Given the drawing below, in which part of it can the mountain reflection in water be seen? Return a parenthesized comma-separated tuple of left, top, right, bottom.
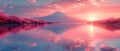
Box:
(0, 24, 120, 51)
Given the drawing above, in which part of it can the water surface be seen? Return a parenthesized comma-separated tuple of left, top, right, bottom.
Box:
(0, 24, 120, 51)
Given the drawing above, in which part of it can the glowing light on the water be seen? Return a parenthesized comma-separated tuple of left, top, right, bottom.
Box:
(87, 13, 96, 37)
(89, 24, 94, 37)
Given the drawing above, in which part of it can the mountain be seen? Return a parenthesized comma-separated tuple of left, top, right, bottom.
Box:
(34, 12, 80, 22)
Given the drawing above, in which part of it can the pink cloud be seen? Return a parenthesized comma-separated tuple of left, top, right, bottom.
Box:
(28, 0, 36, 3)
(61, 6, 120, 20)
(3, 6, 57, 18)
(2, 0, 120, 19)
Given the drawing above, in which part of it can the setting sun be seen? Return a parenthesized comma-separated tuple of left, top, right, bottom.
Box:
(86, 13, 98, 21)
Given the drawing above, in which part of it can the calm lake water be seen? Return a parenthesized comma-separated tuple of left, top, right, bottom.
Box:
(0, 23, 120, 51)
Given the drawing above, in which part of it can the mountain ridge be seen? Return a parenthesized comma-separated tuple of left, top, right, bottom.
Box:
(34, 12, 81, 22)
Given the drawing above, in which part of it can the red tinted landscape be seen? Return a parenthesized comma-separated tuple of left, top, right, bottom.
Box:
(0, 0, 120, 51)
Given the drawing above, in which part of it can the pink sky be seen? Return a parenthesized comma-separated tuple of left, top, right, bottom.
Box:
(0, 0, 120, 21)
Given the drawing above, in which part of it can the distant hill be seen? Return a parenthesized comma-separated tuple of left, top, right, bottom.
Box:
(92, 18, 120, 31)
(34, 12, 81, 22)
(0, 12, 45, 25)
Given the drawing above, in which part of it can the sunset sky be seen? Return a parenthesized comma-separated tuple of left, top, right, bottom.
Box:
(0, 0, 120, 6)
(0, 0, 120, 21)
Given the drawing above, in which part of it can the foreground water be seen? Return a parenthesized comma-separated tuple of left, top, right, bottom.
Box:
(0, 23, 120, 51)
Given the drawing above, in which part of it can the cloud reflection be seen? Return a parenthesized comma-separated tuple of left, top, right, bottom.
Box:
(0, 24, 120, 51)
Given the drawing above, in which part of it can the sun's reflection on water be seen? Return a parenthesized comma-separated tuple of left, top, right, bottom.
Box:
(89, 23, 94, 37)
